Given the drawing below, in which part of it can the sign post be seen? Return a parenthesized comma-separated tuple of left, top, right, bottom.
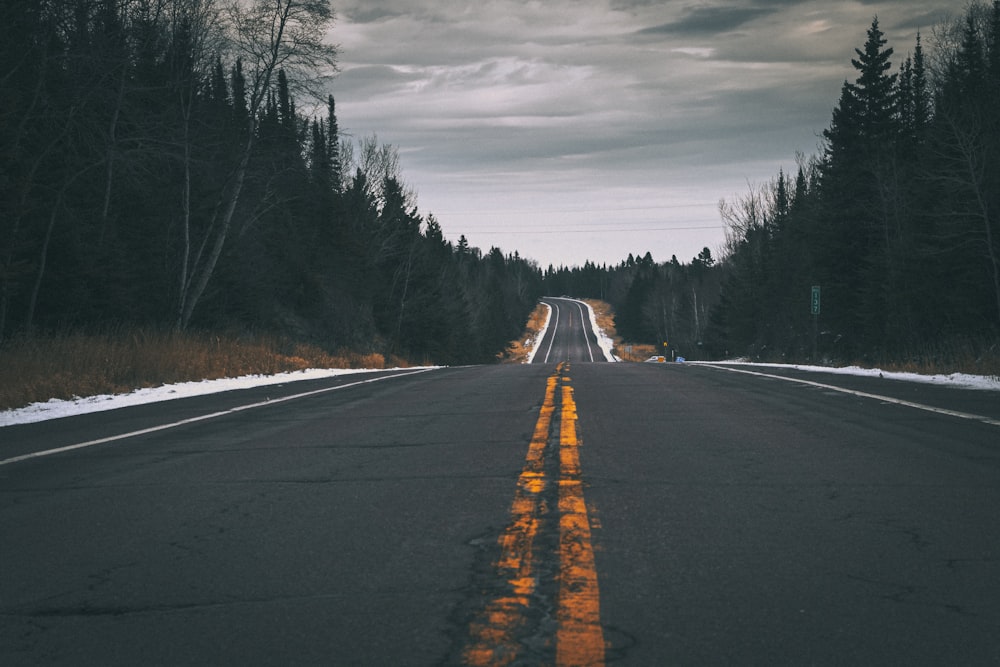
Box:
(810, 286, 821, 359)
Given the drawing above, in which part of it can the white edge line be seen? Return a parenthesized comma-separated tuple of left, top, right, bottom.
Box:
(693, 363, 1000, 428)
(542, 297, 617, 363)
(525, 302, 553, 364)
(543, 301, 560, 364)
(0, 368, 438, 467)
(573, 300, 595, 363)
(578, 299, 617, 362)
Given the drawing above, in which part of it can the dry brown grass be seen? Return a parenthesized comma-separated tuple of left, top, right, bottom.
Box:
(865, 337, 1000, 380)
(502, 298, 663, 363)
(501, 298, 667, 363)
(581, 299, 663, 362)
(582, 299, 615, 340)
(503, 298, 1000, 375)
(0, 330, 402, 411)
(501, 303, 552, 363)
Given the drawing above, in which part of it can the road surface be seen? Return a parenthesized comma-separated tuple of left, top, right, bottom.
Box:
(2, 316, 1000, 665)
(532, 297, 608, 364)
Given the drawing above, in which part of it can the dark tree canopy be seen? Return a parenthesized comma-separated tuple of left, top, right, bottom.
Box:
(0, 0, 541, 364)
(707, 6, 1000, 363)
(3, 3, 998, 371)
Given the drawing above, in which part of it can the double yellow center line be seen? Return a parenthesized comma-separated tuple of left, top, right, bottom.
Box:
(464, 363, 605, 666)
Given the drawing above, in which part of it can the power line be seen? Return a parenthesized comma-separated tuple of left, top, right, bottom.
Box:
(432, 203, 715, 216)
(450, 225, 725, 234)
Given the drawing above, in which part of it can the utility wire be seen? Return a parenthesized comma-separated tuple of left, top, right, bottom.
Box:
(473, 225, 723, 234)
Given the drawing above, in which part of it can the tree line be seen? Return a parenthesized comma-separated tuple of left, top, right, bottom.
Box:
(543, 249, 720, 360)
(0, 0, 541, 364)
(550, 5, 1000, 365)
(710, 5, 1000, 363)
(5, 2, 996, 368)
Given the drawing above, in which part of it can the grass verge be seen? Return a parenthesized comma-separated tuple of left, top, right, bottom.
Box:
(501, 303, 551, 363)
(581, 299, 660, 362)
(0, 330, 406, 412)
(504, 298, 661, 364)
(865, 338, 1000, 380)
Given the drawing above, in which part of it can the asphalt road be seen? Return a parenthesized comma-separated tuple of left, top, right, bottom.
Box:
(2, 315, 1000, 665)
(532, 297, 607, 364)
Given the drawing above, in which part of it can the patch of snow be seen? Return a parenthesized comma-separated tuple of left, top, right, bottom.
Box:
(712, 361, 1000, 391)
(524, 302, 553, 364)
(581, 301, 619, 362)
(0, 368, 397, 428)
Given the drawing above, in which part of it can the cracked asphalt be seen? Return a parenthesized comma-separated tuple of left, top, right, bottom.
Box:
(2, 350, 1000, 664)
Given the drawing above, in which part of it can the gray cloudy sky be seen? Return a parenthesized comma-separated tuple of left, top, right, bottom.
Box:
(327, 1, 953, 268)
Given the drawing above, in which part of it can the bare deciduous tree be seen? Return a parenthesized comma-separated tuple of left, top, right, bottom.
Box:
(930, 108, 1000, 325)
(176, 0, 337, 329)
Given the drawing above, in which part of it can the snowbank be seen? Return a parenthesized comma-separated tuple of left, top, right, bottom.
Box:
(9, 356, 992, 430)
(524, 302, 553, 364)
(0, 368, 392, 428)
(580, 301, 618, 362)
(710, 361, 1000, 391)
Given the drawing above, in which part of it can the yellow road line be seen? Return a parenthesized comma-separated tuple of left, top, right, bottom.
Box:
(556, 376, 606, 667)
(464, 364, 605, 666)
(464, 367, 560, 666)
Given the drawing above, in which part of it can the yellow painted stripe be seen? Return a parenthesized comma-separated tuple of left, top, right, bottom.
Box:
(464, 363, 605, 666)
(556, 377, 606, 667)
(463, 367, 561, 666)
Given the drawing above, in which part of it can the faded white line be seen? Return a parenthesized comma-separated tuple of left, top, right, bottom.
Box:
(543, 301, 561, 364)
(694, 363, 1000, 428)
(544, 298, 598, 363)
(570, 299, 596, 363)
(0, 368, 438, 467)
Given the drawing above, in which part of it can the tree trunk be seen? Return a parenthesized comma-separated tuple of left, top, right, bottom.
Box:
(175, 104, 194, 331)
(178, 135, 253, 330)
(175, 0, 336, 329)
(25, 186, 67, 336)
(99, 65, 127, 248)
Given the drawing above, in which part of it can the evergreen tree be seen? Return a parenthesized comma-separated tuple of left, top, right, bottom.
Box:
(848, 17, 898, 142)
(327, 95, 343, 193)
(708, 5, 1000, 362)
(912, 33, 931, 139)
(928, 2, 1000, 329)
(818, 17, 905, 354)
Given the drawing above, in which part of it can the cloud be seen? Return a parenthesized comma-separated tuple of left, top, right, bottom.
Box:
(326, 0, 954, 267)
(637, 6, 777, 36)
(337, 5, 404, 24)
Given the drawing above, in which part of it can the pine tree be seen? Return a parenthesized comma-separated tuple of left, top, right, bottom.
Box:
(989, 1, 1000, 88)
(912, 33, 931, 139)
(327, 94, 343, 193)
(848, 16, 898, 142)
(934, 3, 1000, 328)
(817, 17, 906, 353)
(231, 59, 248, 124)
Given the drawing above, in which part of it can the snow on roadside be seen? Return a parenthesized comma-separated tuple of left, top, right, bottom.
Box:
(0, 368, 396, 428)
(8, 349, 993, 430)
(580, 300, 618, 362)
(704, 361, 1000, 391)
(524, 302, 553, 364)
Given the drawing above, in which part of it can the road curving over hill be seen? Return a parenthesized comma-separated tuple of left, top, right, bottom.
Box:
(532, 297, 611, 364)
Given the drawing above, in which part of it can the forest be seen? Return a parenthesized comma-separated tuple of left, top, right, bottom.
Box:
(2, 1, 999, 371)
(710, 5, 1000, 365)
(0, 0, 541, 365)
(547, 3, 1000, 368)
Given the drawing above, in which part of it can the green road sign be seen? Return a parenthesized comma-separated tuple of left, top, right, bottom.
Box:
(811, 285, 821, 315)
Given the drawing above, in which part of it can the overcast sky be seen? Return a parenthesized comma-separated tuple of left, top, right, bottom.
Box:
(327, 1, 954, 269)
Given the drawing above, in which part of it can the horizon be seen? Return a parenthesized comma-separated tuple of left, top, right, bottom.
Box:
(330, 0, 953, 268)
